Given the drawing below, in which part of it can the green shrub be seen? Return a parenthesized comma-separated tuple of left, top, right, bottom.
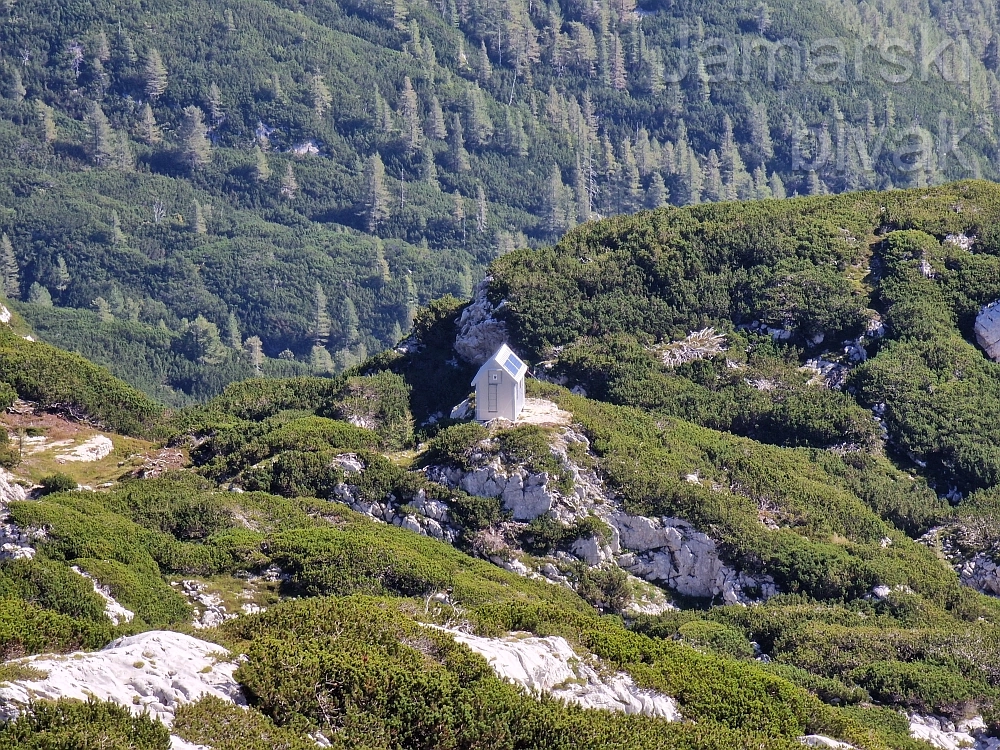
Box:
(677, 621, 755, 659)
(0, 699, 169, 749)
(39, 473, 77, 495)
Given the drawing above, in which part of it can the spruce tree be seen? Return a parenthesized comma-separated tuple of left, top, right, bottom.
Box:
(452, 190, 466, 240)
(478, 40, 492, 82)
(226, 312, 242, 349)
(53, 255, 70, 292)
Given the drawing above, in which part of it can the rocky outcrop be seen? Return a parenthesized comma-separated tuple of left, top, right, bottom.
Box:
(799, 737, 857, 749)
(56, 434, 114, 462)
(958, 553, 1000, 597)
(0, 631, 246, 724)
(438, 627, 679, 719)
(908, 714, 1000, 750)
(333, 482, 459, 544)
(454, 278, 508, 366)
(421, 418, 775, 605)
(0, 468, 41, 561)
(175, 580, 236, 630)
(612, 515, 776, 603)
(976, 301, 1000, 361)
(71, 566, 134, 625)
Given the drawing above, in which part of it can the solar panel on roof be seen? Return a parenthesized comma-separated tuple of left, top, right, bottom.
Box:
(502, 352, 524, 377)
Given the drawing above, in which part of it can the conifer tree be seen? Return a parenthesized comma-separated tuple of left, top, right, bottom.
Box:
(110, 210, 125, 244)
(1, 234, 18, 300)
(341, 296, 361, 344)
(311, 73, 332, 117)
(364, 153, 391, 231)
(313, 283, 331, 346)
(720, 115, 750, 199)
(419, 142, 438, 188)
(53, 255, 71, 292)
(478, 40, 492, 82)
(646, 172, 669, 208)
(207, 83, 224, 124)
(226, 312, 242, 349)
(620, 138, 642, 211)
(34, 100, 56, 144)
(180, 106, 211, 169)
(543, 165, 571, 235)
(10, 69, 25, 103)
(253, 146, 271, 182)
(280, 163, 299, 198)
(703, 150, 723, 201)
(113, 131, 134, 172)
(769, 171, 786, 199)
(93, 297, 114, 323)
(476, 185, 487, 233)
(192, 200, 207, 234)
(310, 345, 335, 374)
(745, 95, 773, 165)
(465, 86, 494, 146)
(244, 336, 264, 374)
(27, 283, 52, 306)
(611, 34, 627, 90)
(144, 48, 168, 99)
(427, 96, 447, 139)
(448, 114, 471, 172)
(138, 103, 161, 145)
(87, 101, 114, 166)
(452, 190, 466, 240)
(400, 77, 423, 153)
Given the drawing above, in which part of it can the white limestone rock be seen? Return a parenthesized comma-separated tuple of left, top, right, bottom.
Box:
(454, 278, 508, 366)
(170, 737, 213, 750)
(0, 631, 245, 724)
(0, 305, 9, 324)
(71, 566, 134, 625)
(959, 553, 1000, 597)
(438, 627, 679, 720)
(799, 736, 858, 749)
(976, 302, 1000, 361)
(908, 713, 1000, 750)
(56, 435, 114, 463)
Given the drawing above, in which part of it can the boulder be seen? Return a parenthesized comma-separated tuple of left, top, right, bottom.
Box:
(976, 302, 1000, 361)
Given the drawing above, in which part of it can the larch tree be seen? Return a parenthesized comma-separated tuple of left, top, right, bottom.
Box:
(703, 150, 723, 201)
(144, 48, 168, 99)
(420, 142, 438, 188)
(313, 283, 331, 346)
(448, 114, 471, 172)
(476, 185, 487, 233)
(452, 190, 466, 240)
(244, 336, 264, 374)
(36, 100, 56, 143)
(399, 77, 423, 153)
(610, 34, 627, 91)
(769, 171, 786, 199)
(27, 283, 52, 306)
(53, 255, 71, 292)
(10, 70, 25, 103)
(543, 165, 572, 235)
(207, 83, 224, 124)
(311, 73, 332, 118)
(253, 146, 271, 182)
(364, 153, 391, 231)
(138, 103, 161, 145)
(226, 312, 242, 349)
(280, 163, 298, 198)
(1, 234, 18, 300)
(477, 40, 492, 82)
(427, 96, 447, 139)
(87, 101, 114, 165)
(646, 172, 669, 208)
(180, 106, 211, 169)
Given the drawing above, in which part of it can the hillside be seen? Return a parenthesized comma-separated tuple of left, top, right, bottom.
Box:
(8, 183, 1000, 748)
(2, 0, 999, 402)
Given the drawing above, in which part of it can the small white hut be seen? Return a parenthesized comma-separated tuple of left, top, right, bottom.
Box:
(472, 344, 527, 422)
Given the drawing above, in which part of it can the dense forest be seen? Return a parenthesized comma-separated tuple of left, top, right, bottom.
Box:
(0, 0, 998, 401)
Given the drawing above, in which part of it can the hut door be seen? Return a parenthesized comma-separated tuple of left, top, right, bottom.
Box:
(487, 370, 501, 412)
